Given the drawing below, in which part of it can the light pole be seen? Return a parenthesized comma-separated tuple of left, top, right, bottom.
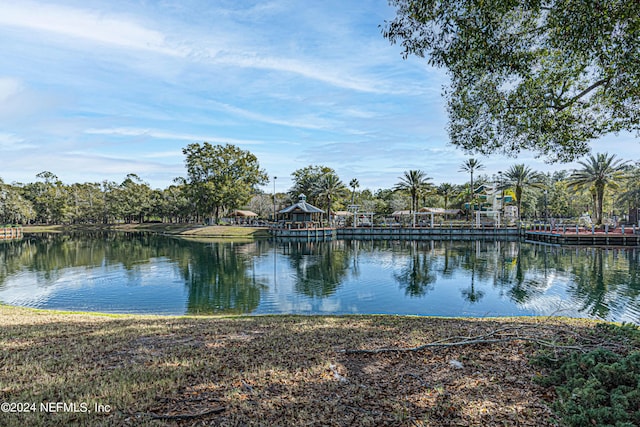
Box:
(272, 176, 277, 222)
(498, 171, 504, 226)
(544, 190, 548, 224)
(611, 194, 615, 221)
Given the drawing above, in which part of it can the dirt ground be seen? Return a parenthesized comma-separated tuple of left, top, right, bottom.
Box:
(0, 307, 614, 426)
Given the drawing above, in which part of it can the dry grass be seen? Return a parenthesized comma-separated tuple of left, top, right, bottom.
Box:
(0, 305, 607, 426)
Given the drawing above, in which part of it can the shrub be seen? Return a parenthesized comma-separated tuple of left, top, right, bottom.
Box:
(533, 323, 640, 427)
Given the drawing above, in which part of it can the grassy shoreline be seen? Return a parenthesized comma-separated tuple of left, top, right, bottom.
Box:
(22, 223, 271, 239)
(1, 304, 629, 426)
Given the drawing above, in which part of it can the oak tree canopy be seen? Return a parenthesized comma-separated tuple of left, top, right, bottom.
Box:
(383, 0, 640, 162)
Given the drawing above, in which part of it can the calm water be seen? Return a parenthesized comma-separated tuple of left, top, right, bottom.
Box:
(1, 233, 639, 323)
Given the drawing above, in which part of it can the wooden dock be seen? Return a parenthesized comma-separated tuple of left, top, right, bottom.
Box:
(0, 226, 23, 241)
(269, 226, 522, 241)
(269, 226, 336, 240)
(269, 221, 640, 246)
(525, 225, 640, 247)
(337, 226, 519, 239)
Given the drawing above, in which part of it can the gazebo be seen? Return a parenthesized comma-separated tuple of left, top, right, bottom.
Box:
(278, 194, 324, 228)
(230, 210, 258, 225)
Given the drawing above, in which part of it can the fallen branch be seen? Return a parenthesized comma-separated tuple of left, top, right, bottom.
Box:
(340, 326, 589, 355)
(341, 337, 513, 354)
(155, 395, 223, 404)
(133, 406, 225, 420)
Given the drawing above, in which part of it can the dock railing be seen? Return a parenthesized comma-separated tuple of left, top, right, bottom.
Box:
(526, 221, 639, 235)
(0, 225, 23, 240)
(524, 221, 640, 246)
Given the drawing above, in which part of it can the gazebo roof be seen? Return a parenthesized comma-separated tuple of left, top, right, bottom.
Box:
(279, 194, 324, 214)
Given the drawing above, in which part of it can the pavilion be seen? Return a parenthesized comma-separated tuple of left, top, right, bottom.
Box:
(278, 194, 324, 228)
(230, 210, 258, 225)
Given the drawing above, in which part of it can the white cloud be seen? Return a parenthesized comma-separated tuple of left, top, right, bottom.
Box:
(84, 127, 264, 145)
(0, 1, 184, 56)
(0, 77, 23, 102)
(0, 2, 422, 96)
(217, 52, 400, 94)
(0, 132, 36, 150)
(142, 150, 184, 159)
(209, 101, 337, 130)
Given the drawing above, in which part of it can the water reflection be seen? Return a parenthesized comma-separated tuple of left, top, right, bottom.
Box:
(0, 233, 268, 315)
(282, 241, 350, 297)
(393, 241, 437, 297)
(1, 234, 639, 323)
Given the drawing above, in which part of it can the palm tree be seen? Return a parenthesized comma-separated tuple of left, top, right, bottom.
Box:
(437, 183, 458, 219)
(459, 158, 484, 217)
(437, 183, 457, 210)
(567, 153, 628, 225)
(394, 170, 432, 226)
(349, 178, 360, 205)
(315, 173, 348, 224)
(503, 164, 545, 221)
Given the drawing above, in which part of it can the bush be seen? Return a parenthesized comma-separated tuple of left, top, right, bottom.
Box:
(533, 323, 640, 427)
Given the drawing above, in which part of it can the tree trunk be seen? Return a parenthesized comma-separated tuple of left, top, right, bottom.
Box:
(596, 186, 604, 225)
(516, 186, 522, 221)
(469, 173, 474, 221)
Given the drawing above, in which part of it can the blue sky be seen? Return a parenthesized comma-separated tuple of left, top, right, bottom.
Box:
(1, 0, 638, 193)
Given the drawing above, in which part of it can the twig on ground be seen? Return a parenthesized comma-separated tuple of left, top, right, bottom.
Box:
(133, 407, 226, 420)
(340, 325, 591, 355)
(155, 396, 223, 404)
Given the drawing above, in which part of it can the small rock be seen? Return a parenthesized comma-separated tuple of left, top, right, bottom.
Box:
(449, 359, 464, 369)
(329, 363, 349, 383)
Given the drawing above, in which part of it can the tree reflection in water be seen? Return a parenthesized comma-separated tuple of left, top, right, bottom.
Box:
(1, 234, 639, 322)
(0, 233, 268, 315)
(393, 241, 437, 297)
(184, 241, 268, 314)
(282, 240, 350, 298)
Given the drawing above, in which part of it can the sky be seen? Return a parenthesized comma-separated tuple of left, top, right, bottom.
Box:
(1, 0, 638, 193)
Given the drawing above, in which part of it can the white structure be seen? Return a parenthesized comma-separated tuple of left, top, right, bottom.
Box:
(476, 184, 518, 225)
(475, 210, 501, 228)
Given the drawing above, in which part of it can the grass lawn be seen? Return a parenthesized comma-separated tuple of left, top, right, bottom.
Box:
(22, 223, 271, 239)
(1, 305, 629, 426)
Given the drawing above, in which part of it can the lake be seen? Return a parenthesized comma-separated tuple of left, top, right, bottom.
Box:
(1, 233, 639, 323)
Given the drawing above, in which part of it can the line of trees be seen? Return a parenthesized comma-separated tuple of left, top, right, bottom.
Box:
(1, 145, 638, 226)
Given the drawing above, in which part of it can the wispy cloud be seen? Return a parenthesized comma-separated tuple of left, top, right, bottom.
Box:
(0, 132, 36, 150)
(0, 1, 184, 56)
(209, 101, 337, 130)
(0, 2, 418, 95)
(84, 127, 264, 145)
(0, 77, 22, 102)
(142, 150, 184, 159)
(216, 53, 397, 94)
